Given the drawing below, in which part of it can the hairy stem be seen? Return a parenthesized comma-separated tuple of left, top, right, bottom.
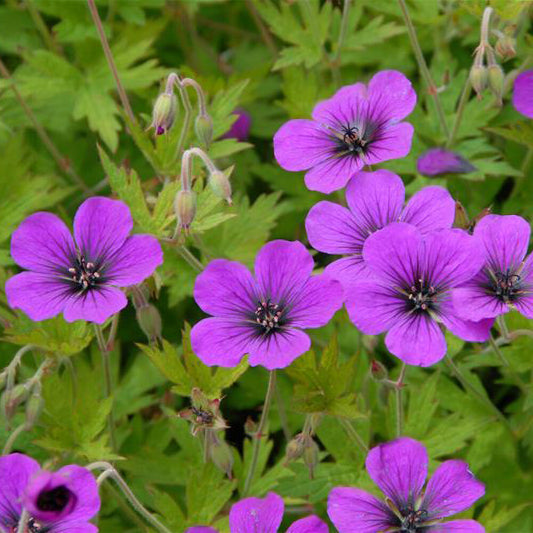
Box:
(177, 245, 204, 272)
(243, 370, 276, 495)
(332, 0, 352, 86)
(17, 509, 29, 533)
(174, 77, 194, 159)
(274, 377, 291, 441)
(447, 78, 471, 147)
(339, 418, 368, 453)
(394, 363, 407, 437)
(3, 424, 27, 455)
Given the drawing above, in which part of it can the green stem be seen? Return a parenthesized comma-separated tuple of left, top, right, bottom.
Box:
(3, 424, 27, 455)
(25, 0, 62, 55)
(243, 370, 276, 496)
(274, 377, 291, 441)
(397, 0, 449, 138)
(94, 324, 117, 451)
(508, 329, 533, 341)
(447, 78, 471, 147)
(177, 245, 204, 272)
(395, 363, 407, 437)
(332, 0, 352, 86)
(489, 334, 527, 394)
(339, 418, 368, 453)
(174, 79, 194, 160)
(17, 510, 29, 533)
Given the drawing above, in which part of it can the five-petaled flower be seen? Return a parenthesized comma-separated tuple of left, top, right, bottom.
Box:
(328, 437, 485, 533)
(453, 214, 533, 321)
(5, 197, 163, 324)
(191, 240, 343, 369)
(345, 223, 492, 366)
(0, 453, 100, 533)
(273, 70, 416, 193)
(305, 169, 455, 287)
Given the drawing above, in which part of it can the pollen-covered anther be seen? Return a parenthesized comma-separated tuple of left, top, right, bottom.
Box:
(255, 300, 283, 332)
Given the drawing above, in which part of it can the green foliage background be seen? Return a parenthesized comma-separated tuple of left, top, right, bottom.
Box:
(0, 0, 532, 531)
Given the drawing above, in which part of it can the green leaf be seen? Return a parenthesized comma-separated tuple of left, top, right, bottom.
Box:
(485, 121, 533, 148)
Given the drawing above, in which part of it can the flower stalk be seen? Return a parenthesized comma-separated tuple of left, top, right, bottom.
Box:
(394, 363, 407, 438)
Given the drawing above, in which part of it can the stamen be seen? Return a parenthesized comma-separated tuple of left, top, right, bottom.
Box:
(254, 299, 284, 332)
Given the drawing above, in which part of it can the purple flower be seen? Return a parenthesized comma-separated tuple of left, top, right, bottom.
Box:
(273, 70, 416, 193)
(191, 240, 343, 369)
(328, 437, 485, 533)
(305, 169, 455, 287)
(345, 223, 493, 366)
(229, 492, 327, 533)
(185, 528, 218, 533)
(417, 148, 476, 177)
(452, 214, 533, 321)
(0, 453, 100, 533)
(222, 108, 252, 142)
(5, 197, 163, 324)
(512, 70, 533, 119)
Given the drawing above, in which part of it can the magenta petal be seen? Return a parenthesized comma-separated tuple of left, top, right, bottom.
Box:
(273, 119, 335, 171)
(287, 515, 329, 533)
(304, 155, 362, 194)
(366, 437, 428, 508)
(312, 83, 367, 124)
(432, 514, 485, 532)
(248, 328, 311, 370)
(474, 214, 530, 273)
(512, 70, 533, 119)
(50, 523, 98, 533)
(191, 318, 252, 367)
(185, 528, 218, 533)
(368, 70, 417, 121)
(229, 492, 284, 533)
(10, 212, 75, 274)
(365, 122, 414, 166)
(346, 170, 404, 229)
(400, 186, 455, 233)
(325, 256, 372, 287)
(417, 148, 476, 177)
(0, 453, 40, 524)
(74, 197, 133, 262)
(104, 235, 163, 286)
(6, 272, 72, 321)
(385, 314, 447, 366)
(452, 283, 508, 321)
(327, 487, 396, 533)
(306, 202, 362, 254)
(62, 286, 127, 324)
(441, 313, 494, 343)
(255, 240, 313, 303)
(423, 460, 485, 519)
(290, 274, 343, 328)
(54, 465, 100, 521)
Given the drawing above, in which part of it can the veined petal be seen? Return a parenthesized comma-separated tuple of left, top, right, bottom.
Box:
(324, 256, 372, 288)
(229, 492, 284, 533)
(48, 522, 98, 533)
(304, 154, 363, 194)
(367, 70, 417, 121)
(512, 70, 533, 119)
(452, 282, 509, 321)
(365, 437, 428, 509)
(428, 520, 485, 532)
(286, 515, 328, 533)
(312, 83, 367, 125)
(62, 286, 127, 324)
(364, 122, 414, 166)
(400, 186, 455, 233)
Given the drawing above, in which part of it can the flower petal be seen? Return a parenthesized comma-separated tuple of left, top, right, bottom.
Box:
(325, 256, 371, 288)
(305, 201, 362, 254)
(287, 515, 329, 533)
(400, 186, 455, 234)
(429, 520, 485, 532)
(474, 214, 530, 274)
(289, 274, 343, 328)
(0, 454, 40, 526)
(512, 70, 533, 119)
(273, 119, 335, 172)
(229, 492, 284, 533)
(6, 272, 72, 322)
(327, 487, 396, 533)
(417, 148, 476, 177)
(254, 240, 313, 304)
(304, 154, 362, 194)
(10, 212, 75, 274)
(62, 286, 127, 324)
(441, 312, 494, 343)
(366, 437, 428, 509)
(385, 313, 447, 366)
(311, 83, 367, 125)
(452, 282, 508, 321)
(191, 317, 252, 368)
(368, 70, 417, 121)
(104, 235, 163, 286)
(248, 328, 311, 370)
(365, 122, 415, 166)
(185, 528, 218, 533)
(346, 170, 405, 231)
(73, 197, 133, 263)
(423, 460, 485, 519)
(54, 465, 100, 521)
(50, 522, 98, 533)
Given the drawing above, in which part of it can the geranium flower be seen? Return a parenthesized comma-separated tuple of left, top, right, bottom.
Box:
(512, 70, 533, 119)
(328, 437, 485, 533)
(345, 223, 492, 366)
(273, 70, 416, 193)
(453, 214, 533, 321)
(417, 148, 476, 177)
(5, 197, 163, 324)
(305, 169, 455, 286)
(0, 453, 100, 532)
(223, 108, 252, 142)
(229, 492, 328, 533)
(191, 240, 343, 369)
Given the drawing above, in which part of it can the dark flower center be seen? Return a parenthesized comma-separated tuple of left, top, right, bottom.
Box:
(68, 256, 101, 290)
(254, 299, 284, 332)
(36, 485, 72, 512)
(341, 125, 368, 154)
(490, 269, 521, 303)
(407, 279, 437, 313)
(191, 406, 214, 425)
(400, 508, 428, 532)
(9, 518, 44, 533)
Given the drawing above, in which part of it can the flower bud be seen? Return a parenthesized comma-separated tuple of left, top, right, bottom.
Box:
(303, 438, 320, 479)
(0, 372, 6, 392)
(469, 65, 488, 97)
(136, 304, 162, 343)
(150, 92, 177, 135)
(25, 390, 43, 429)
(208, 435, 234, 478)
(495, 35, 516, 60)
(370, 360, 388, 382)
(2, 384, 28, 422)
(488, 64, 505, 103)
(174, 189, 197, 230)
(194, 113, 213, 148)
(209, 166, 233, 205)
(285, 433, 306, 463)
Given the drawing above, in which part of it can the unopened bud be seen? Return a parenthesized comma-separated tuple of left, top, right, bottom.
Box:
(2, 384, 28, 422)
(285, 433, 306, 462)
(25, 391, 43, 429)
(244, 416, 258, 437)
(303, 438, 320, 479)
(488, 64, 505, 103)
(209, 166, 233, 205)
(208, 436, 234, 478)
(136, 304, 162, 343)
(469, 65, 488, 96)
(495, 35, 516, 60)
(0, 372, 6, 392)
(370, 360, 388, 382)
(194, 113, 213, 147)
(174, 189, 197, 230)
(150, 92, 177, 135)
